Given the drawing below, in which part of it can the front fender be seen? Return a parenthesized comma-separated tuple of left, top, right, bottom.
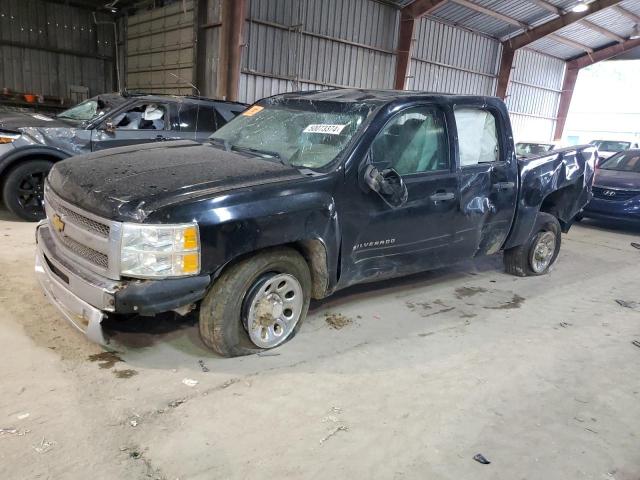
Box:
(0, 145, 71, 177)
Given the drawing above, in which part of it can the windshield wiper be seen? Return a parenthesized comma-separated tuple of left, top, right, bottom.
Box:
(230, 144, 281, 159)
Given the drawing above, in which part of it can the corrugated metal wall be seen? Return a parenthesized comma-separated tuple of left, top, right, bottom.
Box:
(126, 1, 196, 94)
(0, 0, 114, 100)
(505, 49, 566, 142)
(407, 17, 500, 95)
(239, 0, 399, 103)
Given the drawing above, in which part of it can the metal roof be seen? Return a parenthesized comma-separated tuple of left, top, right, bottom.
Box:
(401, 0, 640, 60)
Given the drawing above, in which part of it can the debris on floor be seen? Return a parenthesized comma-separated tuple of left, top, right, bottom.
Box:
(319, 425, 348, 445)
(182, 378, 199, 387)
(16, 413, 30, 420)
(324, 313, 352, 330)
(33, 437, 55, 454)
(87, 351, 123, 369)
(1, 427, 30, 437)
(198, 360, 210, 372)
(615, 299, 639, 310)
(168, 399, 185, 409)
(631, 242, 640, 250)
(632, 340, 640, 349)
(473, 453, 491, 465)
(559, 322, 572, 328)
(113, 369, 138, 379)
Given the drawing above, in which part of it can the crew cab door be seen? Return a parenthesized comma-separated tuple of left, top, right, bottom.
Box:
(91, 101, 175, 151)
(452, 106, 518, 257)
(341, 105, 459, 284)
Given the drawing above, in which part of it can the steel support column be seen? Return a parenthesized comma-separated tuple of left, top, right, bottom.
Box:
(217, 0, 246, 101)
(496, 46, 515, 99)
(393, 0, 447, 90)
(394, 11, 415, 90)
(553, 68, 578, 141)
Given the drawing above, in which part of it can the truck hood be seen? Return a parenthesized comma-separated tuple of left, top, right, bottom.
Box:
(0, 111, 73, 130)
(48, 140, 304, 221)
(594, 168, 640, 190)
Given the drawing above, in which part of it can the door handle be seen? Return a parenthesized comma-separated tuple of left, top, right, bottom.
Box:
(429, 191, 455, 202)
(492, 181, 515, 191)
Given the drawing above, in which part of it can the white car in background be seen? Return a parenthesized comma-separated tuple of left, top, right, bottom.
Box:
(590, 139, 640, 164)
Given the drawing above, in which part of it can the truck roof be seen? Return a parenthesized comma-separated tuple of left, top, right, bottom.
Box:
(268, 88, 499, 107)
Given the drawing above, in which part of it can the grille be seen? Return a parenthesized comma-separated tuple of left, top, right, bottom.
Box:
(57, 234, 109, 269)
(47, 195, 110, 238)
(592, 186, 640, 202)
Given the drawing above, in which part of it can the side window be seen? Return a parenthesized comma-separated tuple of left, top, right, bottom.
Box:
(454, 108, 500, 166)
(196, 106, 217, 132)
(371, 107, 449, 176)
(111, 103, 167, 131)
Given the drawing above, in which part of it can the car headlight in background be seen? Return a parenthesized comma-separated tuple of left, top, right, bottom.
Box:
(120, 223, 200, 278)
(0, 132, 21, 144)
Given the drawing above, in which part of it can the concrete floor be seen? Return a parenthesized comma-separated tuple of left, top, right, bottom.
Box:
(1, 207, 639, 480)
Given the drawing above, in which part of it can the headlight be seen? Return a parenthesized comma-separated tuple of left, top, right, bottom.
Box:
(0, 132, 21, 144)
(120, 223, 200, 278)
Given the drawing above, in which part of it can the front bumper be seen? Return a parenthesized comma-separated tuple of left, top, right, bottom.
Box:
(35, 223, 211, 344)
(583, 198, 640, 223)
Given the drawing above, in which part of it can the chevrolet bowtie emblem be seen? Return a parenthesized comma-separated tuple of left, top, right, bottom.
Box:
(51, 213, 65, 233)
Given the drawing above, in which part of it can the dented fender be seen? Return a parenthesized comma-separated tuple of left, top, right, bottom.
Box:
(503, 145, 596, 249)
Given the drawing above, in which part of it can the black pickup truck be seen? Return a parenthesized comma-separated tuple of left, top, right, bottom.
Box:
(35, 89, 595, 356)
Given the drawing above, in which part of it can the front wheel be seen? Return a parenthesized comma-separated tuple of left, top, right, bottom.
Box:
(504, 212, 561, 277)
(199, 247, 311, 357)
(2, 159, 53, 221)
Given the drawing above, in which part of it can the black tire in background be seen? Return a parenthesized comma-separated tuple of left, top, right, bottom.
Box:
(503, 212, 562, 277)
(199, 247, 312, 357)
(2, 159, 53, 221)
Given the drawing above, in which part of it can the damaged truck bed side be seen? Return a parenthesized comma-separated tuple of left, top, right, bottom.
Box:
(35, 89, 595, 357)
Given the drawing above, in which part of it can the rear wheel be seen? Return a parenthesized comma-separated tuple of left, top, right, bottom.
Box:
(504, 212, 561, 277)
(2, 159, 53, 221)
(199, 247, 311, 357)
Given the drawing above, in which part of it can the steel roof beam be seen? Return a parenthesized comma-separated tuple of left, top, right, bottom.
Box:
(504, 0, 623, 50)
(613, 5, 640, 24)
(450, 0, 529, 28)
(568, 36, 640, 68)
(404, 0, 448, 18)
(580, 19, 625, 42)
(548, 33, 594, 53)
(528, 0, 562, 16)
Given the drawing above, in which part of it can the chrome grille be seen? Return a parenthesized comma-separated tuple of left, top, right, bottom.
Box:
(592, 186, 640, 201)
(57, 235, 109, 269)
(43, 185, 122, 280)
(47, 194, 110, 238)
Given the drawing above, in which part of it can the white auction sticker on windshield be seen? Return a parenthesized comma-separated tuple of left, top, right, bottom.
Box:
(303, 124, 347, 135)
(31, 114, 53, 121)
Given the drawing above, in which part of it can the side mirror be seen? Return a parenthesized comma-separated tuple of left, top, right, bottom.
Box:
(364, 164, 408, 208)
(104, 122, 116, 134)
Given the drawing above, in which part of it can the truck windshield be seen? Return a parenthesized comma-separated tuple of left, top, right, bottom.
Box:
(210, 102, 370, 169)
(599, 151, 640, 172)
(516, 143, 554, 155)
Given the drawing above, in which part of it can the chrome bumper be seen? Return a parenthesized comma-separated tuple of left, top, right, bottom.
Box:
(35, 223, 122, 345)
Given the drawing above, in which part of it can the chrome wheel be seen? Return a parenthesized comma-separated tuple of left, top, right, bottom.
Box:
(530, 231, 556, 273)
(244, 273, 304, 349)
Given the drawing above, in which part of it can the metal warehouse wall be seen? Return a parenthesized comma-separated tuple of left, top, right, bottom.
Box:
(0, 0, 114, 101)
(505, 49, 566, 142)
(407, 18, 500, 95)
(126, 1, 196, 94)
(238, 0, 399, 104)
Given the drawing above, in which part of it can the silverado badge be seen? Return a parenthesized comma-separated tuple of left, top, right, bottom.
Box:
(52, 214, 65, 233)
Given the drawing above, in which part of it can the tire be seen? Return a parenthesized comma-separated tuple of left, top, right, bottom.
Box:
(199, 247, 312, 357)
(504, 212, 562, 277)
(2, 159, 53, 221)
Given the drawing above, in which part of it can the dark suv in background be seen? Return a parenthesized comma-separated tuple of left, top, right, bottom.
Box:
(0, 93, 246, 220)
